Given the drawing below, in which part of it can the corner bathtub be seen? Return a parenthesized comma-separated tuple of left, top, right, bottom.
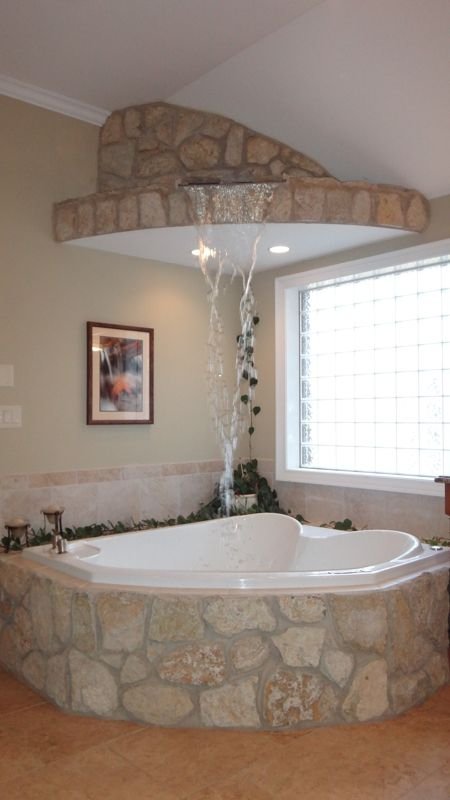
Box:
(22, 512, 449, 591)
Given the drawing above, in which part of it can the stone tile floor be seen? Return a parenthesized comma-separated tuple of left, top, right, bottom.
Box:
(0, 664, 448, 799)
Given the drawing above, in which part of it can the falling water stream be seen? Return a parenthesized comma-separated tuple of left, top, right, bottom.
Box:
(184, 183, 274, 515)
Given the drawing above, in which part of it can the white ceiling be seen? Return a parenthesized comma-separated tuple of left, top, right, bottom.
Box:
(0, 0, 323, 108)
(1, 0, 449, 269)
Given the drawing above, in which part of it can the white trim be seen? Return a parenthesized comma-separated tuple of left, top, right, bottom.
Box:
(275, 238, 450, 497)
(0, 74, 109, 126)
(277, 237, 450, 293)
(276, 467, 444, 497)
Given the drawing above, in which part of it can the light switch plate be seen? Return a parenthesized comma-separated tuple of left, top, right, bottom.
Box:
(0, 405, 22, 427)
(0, 365, 14, 387)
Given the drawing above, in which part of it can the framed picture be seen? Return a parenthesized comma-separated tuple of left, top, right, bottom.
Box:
(87, 322, 154, 425)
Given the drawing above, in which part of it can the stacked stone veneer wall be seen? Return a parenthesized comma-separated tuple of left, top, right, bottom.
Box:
(0, 557, 448, 730)
(53, 102, 430, 242)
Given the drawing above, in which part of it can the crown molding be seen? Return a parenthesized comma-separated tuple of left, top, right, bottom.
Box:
(0, 74, 109, 126)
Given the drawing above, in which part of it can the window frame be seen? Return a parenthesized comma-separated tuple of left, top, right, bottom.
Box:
(275, 238, 450, 497)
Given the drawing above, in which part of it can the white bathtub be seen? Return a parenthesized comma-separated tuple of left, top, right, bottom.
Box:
(22, 513, 450, 591)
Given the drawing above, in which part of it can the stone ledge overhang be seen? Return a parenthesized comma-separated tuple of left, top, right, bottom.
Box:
(53, 175, 429, 243)
(53, 100, 430, 243)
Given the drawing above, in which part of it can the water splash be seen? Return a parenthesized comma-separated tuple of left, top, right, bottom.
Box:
(185, 183, 273, 515)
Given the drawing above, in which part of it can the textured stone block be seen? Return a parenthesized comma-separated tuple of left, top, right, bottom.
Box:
(46, 652, 68, 707)
(51, 583, 72, 644)
(406, 195, 429, 231)
(97, 592, 147, 652)
(118, 195, 139, 230)
(263, 668, 325, 727)
(266, 184, 292, 221)
(294, 186, 325, 221)
(321, 648, 354, 687)
(12, 606, 33, 657)
(54, 205, 77, 241)
(122, 681, 193, 725)
(281, 147, 328, 176)
(101, 112, 124, 145)
(72, 593, 96, 654)
(149, 597, 204, 641)
(352, 190, 372, 224)
(203, 597, 276, 636)
(376, 193, 404, 227)
(30, 578, 55, 653)
(22, 651, 46, 691)
(201, 115, 231, 139)
(278, 595, 326, 623)
(0, 562, 31, 602)
(99, 143, 135, 179)
(124, 108, 142, 139)
(200, 677, 260, 728)
(77, 202, 95, 237)
(158, 643, 225, 686)
(136, 151, 179, 179)
(272, 627, 326, 667)
(225, 125, 244, 167)
(326, 188, 352, 223)
(139, 191, 167, 228)
(247, 136, 279, 165)
(95, 198, 117, 234)
(0, 626, 20, 670)
(342, 660, 388, 721)
(387, 590, 416, 671)
(168, 192, 191, 226)
(425, 651, 450, 688)
(120, 654, 149, 684)
(179, 135, 221, 169)
(390, 671, 429, 714)
(230, 635, 270, 671)
(70, 649, 118, 715)
(174, 110, 205, 146)
(329, 594, 387, 654)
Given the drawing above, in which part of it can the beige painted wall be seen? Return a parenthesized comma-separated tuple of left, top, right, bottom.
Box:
(0, 95, 240, 474)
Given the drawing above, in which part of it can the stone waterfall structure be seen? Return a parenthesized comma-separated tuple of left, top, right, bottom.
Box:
(53, 101, 429, 241)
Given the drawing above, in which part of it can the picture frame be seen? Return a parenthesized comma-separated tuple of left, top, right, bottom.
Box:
(87, 322, 154, 425)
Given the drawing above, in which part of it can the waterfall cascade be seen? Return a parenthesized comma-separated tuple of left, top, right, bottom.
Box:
(185, 184, 274, 514)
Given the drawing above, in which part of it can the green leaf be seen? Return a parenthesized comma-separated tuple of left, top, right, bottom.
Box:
(253, 315, 260, 325)
(253, 406, 261, 415)
(240, 394, 249, 404)
(248, 426, 255, 435)
(249, 377, 258, 387)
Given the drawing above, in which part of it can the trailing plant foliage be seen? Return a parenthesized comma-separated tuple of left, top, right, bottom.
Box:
(238, 314, 261, 459)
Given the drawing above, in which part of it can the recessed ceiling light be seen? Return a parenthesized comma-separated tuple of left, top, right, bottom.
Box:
(269, 245, 290, 254)
(192, 246, 217, 258)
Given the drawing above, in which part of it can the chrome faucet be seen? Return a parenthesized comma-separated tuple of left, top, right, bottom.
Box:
(54, 534, 67, 554)
(41, 506, 67, 554)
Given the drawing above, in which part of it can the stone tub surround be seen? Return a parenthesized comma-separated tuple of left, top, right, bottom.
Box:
(0, 459, 223, 533)
(53, 101, 429, 242)
(0, 556, 448, 731)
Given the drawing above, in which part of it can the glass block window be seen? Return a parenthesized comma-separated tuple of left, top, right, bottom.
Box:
(299, 254, 450, 478)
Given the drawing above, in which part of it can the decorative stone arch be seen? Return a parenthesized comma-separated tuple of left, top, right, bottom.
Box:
(53, 102, 429, 242)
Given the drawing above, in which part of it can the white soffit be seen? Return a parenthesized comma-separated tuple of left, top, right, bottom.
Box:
(68, 224, 411, 270)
